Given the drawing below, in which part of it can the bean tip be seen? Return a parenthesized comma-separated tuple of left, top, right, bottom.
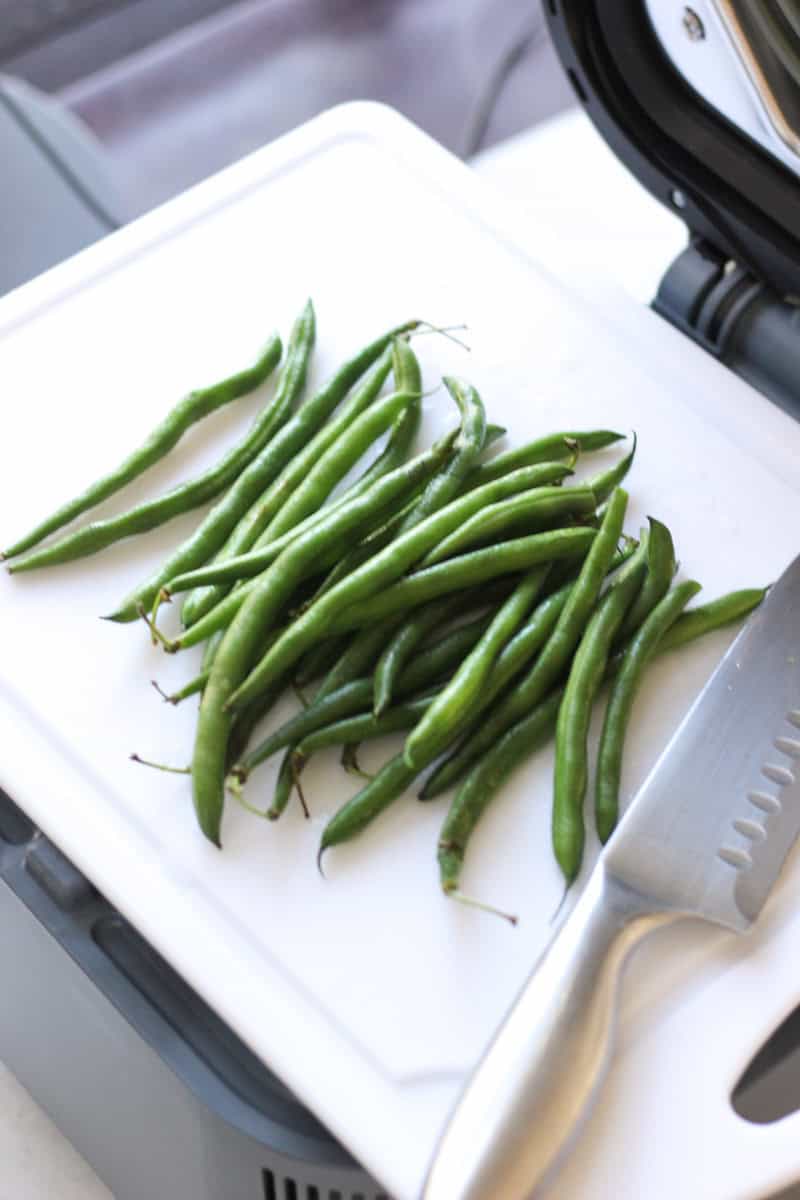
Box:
(316, 845, 328, 878)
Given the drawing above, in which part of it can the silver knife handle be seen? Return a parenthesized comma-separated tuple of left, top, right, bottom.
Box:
(423, 866, 677, 1200)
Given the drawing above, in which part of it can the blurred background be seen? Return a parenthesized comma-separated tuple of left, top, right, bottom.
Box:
(0, 0, 575, 291)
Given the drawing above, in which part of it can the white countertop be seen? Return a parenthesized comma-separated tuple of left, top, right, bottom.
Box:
(0, 108, 690, 1200)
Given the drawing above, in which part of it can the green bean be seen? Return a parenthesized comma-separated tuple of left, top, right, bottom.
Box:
(595, 580, 701, 843)
(391, 336, 423, 396)
(404, 565, 550, 770)
(295, 694, 434, 757)
(169, 421, 451, 651)
(190, 410, 448, 843)
(267, 749, 302, 821)
(232, 613, 494, 782)
(420, 482, 593, 566)
(585, 435, 636, 505)
(619, 517, 676, 638)
(226, 463, 578, 710)
(152, 668, 209, 705)
(437, 576, 760, 892)
(179, 345, 394, 624)
(420, 490, 629, 797)
(465, 430, 623, 490)
(225, 674, 288, 770)
(3, 334, 284, 561)
(483, 424, 507, 449)
(326, 527, 596, 635)
(552, 546, 645, 882)
(438, 690, 563, 897)
(8, 334, 287, 575)
(294, 638, 351, 688)
(373, 595, 456, 716)
(319, 753, 416, 856)
(656, 587, 767, 653)
(315, 621, 400, 702)
(257, 388, 418, 547)
(389, 376, 487, 537)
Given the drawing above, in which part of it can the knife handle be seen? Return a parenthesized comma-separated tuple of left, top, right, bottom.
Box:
(422, 866, 677, 1200)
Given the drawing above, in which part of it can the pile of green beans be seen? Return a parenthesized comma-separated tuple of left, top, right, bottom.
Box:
(6, 302, 767, 919)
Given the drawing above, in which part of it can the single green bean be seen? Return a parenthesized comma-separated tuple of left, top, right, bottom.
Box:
(404, 565, 550, 770)
(438, 690, 563, 896)
(3, 334, 284, 561)
(595, 580, 701, 843)
(227, 463, 579, 710)
(466, 430, 623, 490)
(267, 749, 299, 821)
(420, 482, 592, 566)
(319, 753, 416, 855)
(585, 435, 636, 505)
(657, 587, 767, 653)
(295, 694, 433, 757)
(552, 547, 645, 882)
(619, 517, 676, 637)
(326, 527, 596, 634)
(315, 621, 400, 702)
(8, 334, 286, 575)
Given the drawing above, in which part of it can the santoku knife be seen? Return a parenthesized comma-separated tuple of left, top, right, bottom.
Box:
(423, 551, 800, 1200)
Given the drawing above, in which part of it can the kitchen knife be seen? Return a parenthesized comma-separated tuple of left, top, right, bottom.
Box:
(423, 552, 800, 1200)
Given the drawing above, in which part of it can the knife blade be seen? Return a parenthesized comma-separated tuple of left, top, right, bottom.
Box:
(422, 552, 800, 1200)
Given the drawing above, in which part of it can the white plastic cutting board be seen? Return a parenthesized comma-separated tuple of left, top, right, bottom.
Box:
(1, 103, 800, 1200)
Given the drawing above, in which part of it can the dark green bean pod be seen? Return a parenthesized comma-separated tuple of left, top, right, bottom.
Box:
(293, 638, 352, 688)
(552, 549, 646, 882)
(585, 435, 636, 506)
(267, 750, 300, 821)
(295, 693, 434, 757)
(373, 595, 456, 717)
(3, 334, 284, 561)
(326, 527, 596, 634)
(227, 463, 579, 710)
(318, 753, 417, 856)
(419, 482, 592, 566)
(465, 429, 624, 490)
(315, 621, 401, 702)
(595, 579, 701, 843)
(404, 564, 550, 770)
(438, 689, 563, 897)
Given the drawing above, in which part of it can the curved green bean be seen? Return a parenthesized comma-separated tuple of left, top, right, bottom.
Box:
(404, 565, 550, 770)
(3, 333, 284, 561)
(373, 595, 455, 716)
(656, 587, 767, 653)
(552, 550, 646, 882)
(295, 694, 433, 757)
(586, 435, 636, 505)
(438, 690, 563, 896)
(465, 429, 623, 490)
(595, 579, 701, 843)
(9, 333, 288, 575)
(619, 517, 676, 638)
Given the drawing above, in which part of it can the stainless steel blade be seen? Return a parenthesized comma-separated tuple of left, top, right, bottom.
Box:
(605, 552, 800, 932)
